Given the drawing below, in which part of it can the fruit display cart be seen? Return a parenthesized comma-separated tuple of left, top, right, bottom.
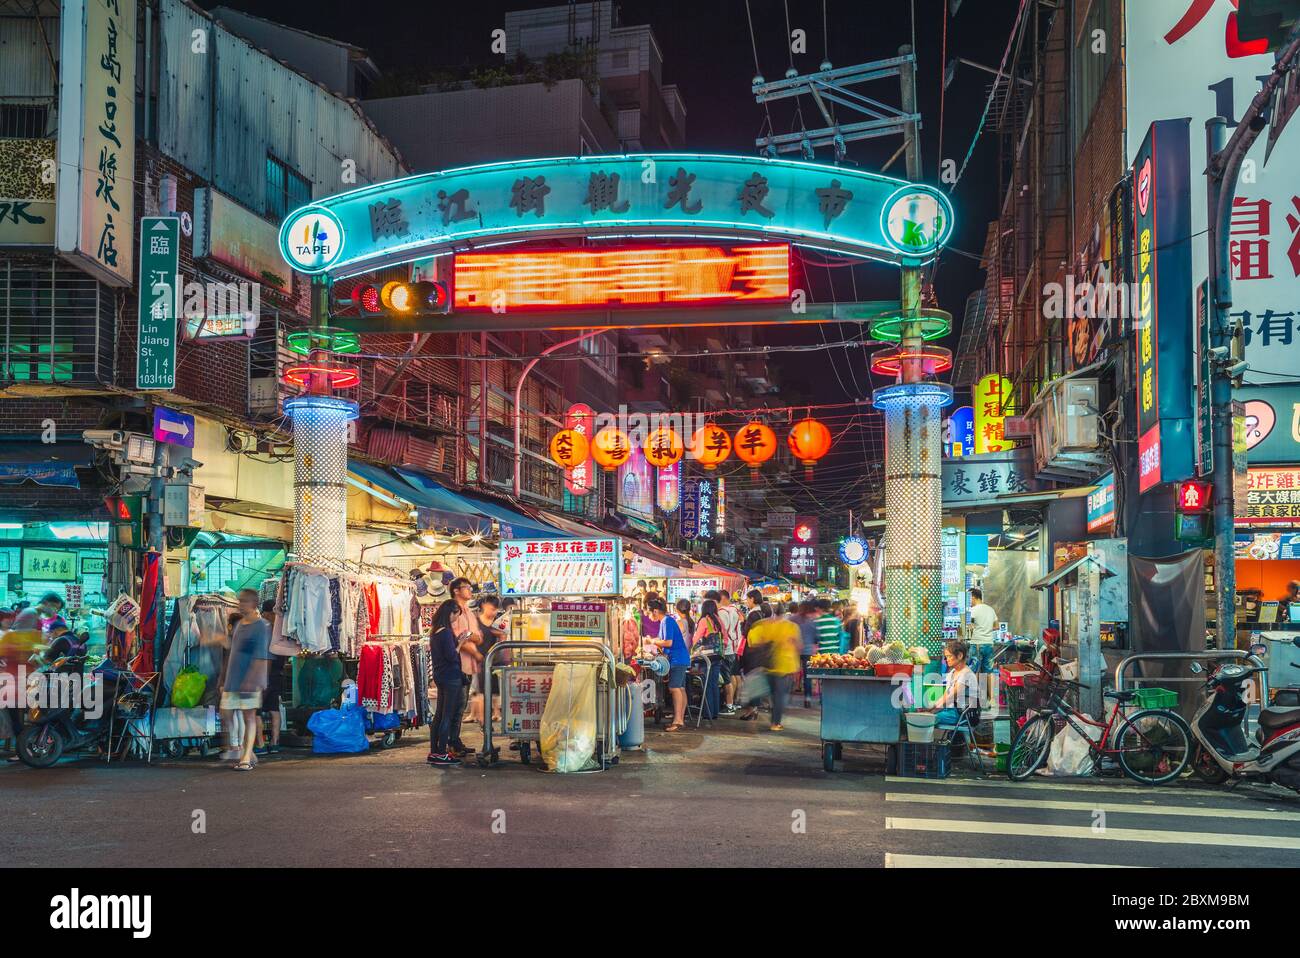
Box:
(810, 643, 933, 772)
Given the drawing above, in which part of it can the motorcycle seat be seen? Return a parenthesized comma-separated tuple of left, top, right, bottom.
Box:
(1258, 706, 1300, 731)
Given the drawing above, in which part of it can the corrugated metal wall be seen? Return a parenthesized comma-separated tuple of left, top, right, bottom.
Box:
(156, 0, 401, 217)
(0, 15, 59, 100)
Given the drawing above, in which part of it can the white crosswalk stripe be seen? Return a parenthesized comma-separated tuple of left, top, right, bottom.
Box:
(886, 853, 1136, 868)
(882, 773, 1300, 867)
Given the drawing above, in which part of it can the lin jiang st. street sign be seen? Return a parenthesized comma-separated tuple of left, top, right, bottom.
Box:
(278, 153, 953, 332)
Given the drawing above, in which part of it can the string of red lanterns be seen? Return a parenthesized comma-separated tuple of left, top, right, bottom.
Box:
(547, 416, 831, 476)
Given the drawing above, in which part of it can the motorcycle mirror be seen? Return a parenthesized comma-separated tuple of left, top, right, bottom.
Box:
(1294, 636, 1300, 649)
(1249, 643, 1267, 657)
(1190, 662, 1204, 674)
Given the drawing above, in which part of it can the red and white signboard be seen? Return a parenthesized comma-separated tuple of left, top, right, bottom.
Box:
(565, 403, 595, 497)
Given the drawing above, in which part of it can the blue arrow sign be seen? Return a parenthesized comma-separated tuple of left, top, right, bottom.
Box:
(153, 407, 195, 448)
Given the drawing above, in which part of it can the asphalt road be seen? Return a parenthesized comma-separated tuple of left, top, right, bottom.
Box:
(2, 706, 1297, 868)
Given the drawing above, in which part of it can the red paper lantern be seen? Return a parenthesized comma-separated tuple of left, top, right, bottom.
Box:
(788, 418, 832, 476)
(733, 421, 777, 472)
(690, 424, 732, 470)
(591, 427, 632, 471)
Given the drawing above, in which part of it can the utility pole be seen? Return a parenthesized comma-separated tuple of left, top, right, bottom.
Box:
(1204, 21, 1300, 650)
(146, 438, 166, 671)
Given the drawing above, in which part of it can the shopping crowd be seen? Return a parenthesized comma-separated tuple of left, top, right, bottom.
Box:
(623, 588, 878, 734)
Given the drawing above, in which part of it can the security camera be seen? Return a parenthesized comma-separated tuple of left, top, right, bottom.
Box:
(1208, 346, 1229, 360)
(1227, 360, 1249, 379)
(82, 429, 125, 448)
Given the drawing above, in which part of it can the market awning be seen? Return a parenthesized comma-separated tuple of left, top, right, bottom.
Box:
(395, 469, 567, 539)
(348, 461, 490, 536)
(1030, 554, 1115, 591)
(0, 441, 94, 488)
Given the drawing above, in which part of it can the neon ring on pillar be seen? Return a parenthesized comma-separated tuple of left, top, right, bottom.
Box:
(871, 382, 954, 410)
(285, 328, 362, 356)
(283, 394, 361, 421)
(869, 346, 953, 377)
(868, 308, 953, 342)
(282, 361, 361, 390)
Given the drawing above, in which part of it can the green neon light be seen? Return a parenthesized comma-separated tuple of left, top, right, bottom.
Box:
(869, 309, 953, 342)
(285, 329, 361, 356)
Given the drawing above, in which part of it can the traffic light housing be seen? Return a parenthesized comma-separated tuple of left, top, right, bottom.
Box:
(1236, 1, 1300, 52)
(104, 494, 144, 549)
(1175, 480, 1213, 543)
(346, 280, 450, 318)
(1177, 480, 1212, 514)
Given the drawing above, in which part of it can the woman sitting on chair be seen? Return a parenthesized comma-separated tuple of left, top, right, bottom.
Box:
(930, 639, 981, 726)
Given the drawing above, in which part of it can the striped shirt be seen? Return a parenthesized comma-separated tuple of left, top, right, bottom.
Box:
(815, 614, 845, 655)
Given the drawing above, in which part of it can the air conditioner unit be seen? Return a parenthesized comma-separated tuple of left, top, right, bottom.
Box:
(1030, 377, 1107, 481)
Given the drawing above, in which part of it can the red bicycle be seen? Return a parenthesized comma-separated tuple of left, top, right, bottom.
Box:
(1007, 661, 1192, 785)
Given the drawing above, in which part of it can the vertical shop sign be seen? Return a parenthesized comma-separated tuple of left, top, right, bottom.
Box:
(680, 478, 701, 539)
(973, 375, 1014, 454)
(565, 404, 595, 497)
(656, 460, 681, 513)
(55, 0, 137, 286)
(1132, 120, 1195, 494)
(946, 405, 975, 457)
(1195, 280, 1213, 477)
(136, 217, 180, 390)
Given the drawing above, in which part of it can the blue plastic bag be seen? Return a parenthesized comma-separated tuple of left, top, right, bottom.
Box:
(366, 711, 401, 731)
(307, 704, 369, 754)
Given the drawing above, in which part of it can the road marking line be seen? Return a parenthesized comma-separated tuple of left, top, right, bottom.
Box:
(885, 852, 1137, 868)
(885, 792, 1300, 821)
(885, 817, 1300, 849)
(882, 775, 1249, 800)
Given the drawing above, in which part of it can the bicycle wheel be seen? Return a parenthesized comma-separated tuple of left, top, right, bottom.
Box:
(1114, 709, 1192, 785)
(1007, 713, 1054, 781)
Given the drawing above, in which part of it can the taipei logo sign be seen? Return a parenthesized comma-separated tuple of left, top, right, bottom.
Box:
(279, 206, 345, 273)
(1136, 158, 1151, 217)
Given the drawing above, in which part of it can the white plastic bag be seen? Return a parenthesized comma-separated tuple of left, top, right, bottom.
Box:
(539, 663, 598, 773)
(1047, 715, 1102, 775)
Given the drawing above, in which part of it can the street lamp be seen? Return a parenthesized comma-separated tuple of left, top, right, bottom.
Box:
(512, 328, 613, 499)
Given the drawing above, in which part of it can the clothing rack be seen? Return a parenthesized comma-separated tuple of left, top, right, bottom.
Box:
(286, 558, 415, 588)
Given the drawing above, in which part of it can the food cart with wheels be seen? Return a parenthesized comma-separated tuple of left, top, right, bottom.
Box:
(811, 668, 906, 771)
(809, 644, 940, 771)
(478, 536, 624, 770)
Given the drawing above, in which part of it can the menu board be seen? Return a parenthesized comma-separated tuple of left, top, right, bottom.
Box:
(666, 577, 724, 603)
(549, 601, 608, 639)
(499, 537, 622, 596)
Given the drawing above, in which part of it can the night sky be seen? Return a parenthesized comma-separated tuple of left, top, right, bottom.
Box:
(205, 0, 1020, 523)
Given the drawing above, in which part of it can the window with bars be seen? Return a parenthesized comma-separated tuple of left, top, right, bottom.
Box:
(0, 103, 52, 138)
(265, 154, 312, 222)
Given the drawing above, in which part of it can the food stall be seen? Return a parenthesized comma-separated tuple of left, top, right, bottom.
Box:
(483, 536, 623, 770)
(808, 642, 939, 772)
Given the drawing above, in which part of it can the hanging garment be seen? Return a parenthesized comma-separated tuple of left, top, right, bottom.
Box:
(131, 551, 162, 673)
(363, 583, 381, 639)
(357, 644, 385, 712)
(288, 572, 333, 653)
(327, 577, 342, 652)
(297, 655, 345, 710)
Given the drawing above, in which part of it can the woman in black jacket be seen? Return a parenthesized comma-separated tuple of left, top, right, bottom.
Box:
(428, 599, 468, 767)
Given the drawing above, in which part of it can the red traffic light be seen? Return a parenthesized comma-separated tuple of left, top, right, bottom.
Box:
(351, 283, 382, 314)
(350, 280, 447, 316)
(1177, 480, 1212, 513)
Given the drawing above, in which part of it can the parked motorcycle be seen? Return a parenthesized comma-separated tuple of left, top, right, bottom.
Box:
(1187, 638, 1300, 792)
(16, 656, 151, 768)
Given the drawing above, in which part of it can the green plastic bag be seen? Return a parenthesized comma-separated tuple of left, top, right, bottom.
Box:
(172, 666, 208, 709)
